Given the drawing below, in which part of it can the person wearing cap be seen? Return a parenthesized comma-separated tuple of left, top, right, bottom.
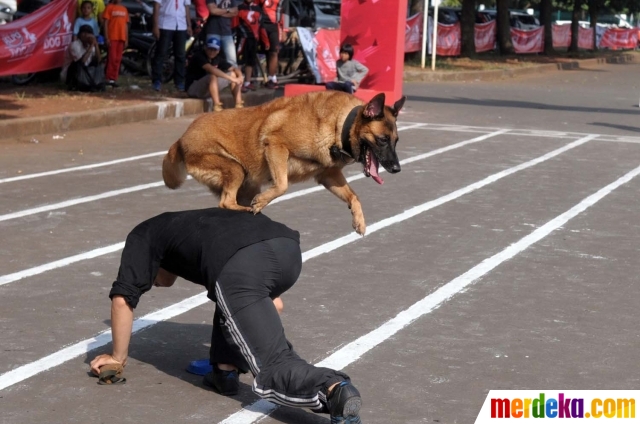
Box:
(89, 208, 364, 424)
(205, 0, 240, 68)
(185, 35, 244, 111)
(60, 24, 101, 86)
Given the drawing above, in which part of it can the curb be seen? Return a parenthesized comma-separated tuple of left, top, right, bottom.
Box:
(0, 89, 277, 141)
(404, 52, 638, 82)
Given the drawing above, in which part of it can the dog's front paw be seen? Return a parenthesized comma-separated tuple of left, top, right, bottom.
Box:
(352, 213, 366, 236)
(250, 195, 268, 215)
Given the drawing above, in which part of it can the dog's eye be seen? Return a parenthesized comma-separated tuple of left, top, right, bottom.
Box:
(376, 136, 390, 145)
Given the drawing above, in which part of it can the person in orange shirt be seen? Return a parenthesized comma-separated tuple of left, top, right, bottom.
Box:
(103, 0, 130, 87)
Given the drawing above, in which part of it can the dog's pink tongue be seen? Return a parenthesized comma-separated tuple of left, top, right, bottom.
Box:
(369, 154, 384, 185)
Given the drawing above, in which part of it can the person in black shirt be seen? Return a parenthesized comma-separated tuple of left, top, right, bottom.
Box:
(186, 35, 244, 111)
(89, 208, 363, 424)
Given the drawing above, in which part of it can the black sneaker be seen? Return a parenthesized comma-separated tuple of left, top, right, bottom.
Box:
(326, 381, 362, 424)
(264, 80, 278, 89)
(203, 366, 239, 396)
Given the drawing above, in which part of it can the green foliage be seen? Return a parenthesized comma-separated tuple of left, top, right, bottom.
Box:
(442, 0, 463, 7)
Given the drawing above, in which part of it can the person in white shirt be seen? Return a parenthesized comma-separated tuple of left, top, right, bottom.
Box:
(60, 25, 99, 83)
(151, 0, 193, 92)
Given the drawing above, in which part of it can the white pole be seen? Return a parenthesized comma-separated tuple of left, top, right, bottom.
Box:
(420, 0, 429, 68)
(431, 0, 439, 71)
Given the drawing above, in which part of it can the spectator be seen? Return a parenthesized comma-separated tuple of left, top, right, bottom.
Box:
(103, 0, 129, 87)
(88, 208, 363, 424)
(236, 0, 265, 92)
(186, 36, 244, 111)
(325, 43, 369, 95)
(151, 0, 193, 91)
(256, 0, 283, 89)
(61, 25, 105, 92)
(76, 0, 105, 26)
(205, 0, 239, 68)
(74, 0, 100, 41)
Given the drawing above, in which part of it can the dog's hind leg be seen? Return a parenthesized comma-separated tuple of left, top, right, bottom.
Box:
(250, 144, 289, 214)
(316, 168, 366, 235)
(188, 155, 251, 212)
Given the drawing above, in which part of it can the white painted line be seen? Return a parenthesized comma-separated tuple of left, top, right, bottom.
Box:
(0, 126, 493, 223)
(0, 292, 209, 391)
(301, 134, 597, 263)
(0, 243, 125, 287)
(272, 129, 508, 205)
(317, 159, 640, 371)
(0, 133, 594, 393)
(0, 152, 166, 185)
(0, 129, 504, 287)
(225, 136, 636, 424)
(0, 183, 165, 222)
(398, 121, 640, 143)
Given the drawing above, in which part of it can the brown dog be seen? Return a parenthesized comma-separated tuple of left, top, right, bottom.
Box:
(162, 90, 405, 235)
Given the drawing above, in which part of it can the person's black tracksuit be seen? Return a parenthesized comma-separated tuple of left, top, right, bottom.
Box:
(109, 208, 349, 412)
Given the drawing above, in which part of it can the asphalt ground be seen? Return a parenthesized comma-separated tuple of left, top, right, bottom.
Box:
(1, 60, 639, 424)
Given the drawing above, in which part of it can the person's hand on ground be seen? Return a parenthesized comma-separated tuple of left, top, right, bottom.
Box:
(90, 354, 127, 376)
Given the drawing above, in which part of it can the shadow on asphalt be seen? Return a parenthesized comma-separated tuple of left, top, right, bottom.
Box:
(85, 319, 330, 423)
(406, 95, 640, 116)
(589, 122, 640, 133)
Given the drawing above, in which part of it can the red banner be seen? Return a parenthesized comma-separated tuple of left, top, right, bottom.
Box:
(475, 20, 496, 53)
(405, 12, 423, 53)
(0, 0, 76, 77)
(552, 24, 571, 48)
(599, 28, 638, 49)
(578, 27, 594, 50)
(437, 23, 461, 56)
(511, 27, 544, 54)
(341, 0, 407, 99)
(314, 28, 341, 83)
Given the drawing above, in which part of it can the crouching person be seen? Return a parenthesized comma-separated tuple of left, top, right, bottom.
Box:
(89, 208, 363, 424)
(60, 25, 106, 92)
(186, 36, 244, 112)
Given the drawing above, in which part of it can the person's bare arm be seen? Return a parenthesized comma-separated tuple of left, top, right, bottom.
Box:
(103, 18, 110, 47)
(185, 4, 192, 36)
(89, 295, 133, 375)
(203, 63, 242, 82)
(207, 2, 237, 17)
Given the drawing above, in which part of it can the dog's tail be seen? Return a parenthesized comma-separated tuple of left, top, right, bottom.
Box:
(162, 141, 187, 189)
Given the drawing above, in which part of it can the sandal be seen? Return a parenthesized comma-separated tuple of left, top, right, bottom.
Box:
(97, 363, 126, 385)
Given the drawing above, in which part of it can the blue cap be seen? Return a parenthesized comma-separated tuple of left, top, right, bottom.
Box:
(206, 36, 221, 50)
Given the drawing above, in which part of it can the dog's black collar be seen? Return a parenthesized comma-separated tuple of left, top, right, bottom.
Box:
(331, 106, 361, 162)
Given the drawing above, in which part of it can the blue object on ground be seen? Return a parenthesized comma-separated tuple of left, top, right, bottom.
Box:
(187, 359, 213, 375)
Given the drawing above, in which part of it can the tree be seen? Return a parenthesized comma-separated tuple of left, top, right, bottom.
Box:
(539, 0, 555, 54)
(588, 0, 606, 50)
(460, 0, 477, 57)
(569, 0, 584, 52)
(496, 0, 515, 54)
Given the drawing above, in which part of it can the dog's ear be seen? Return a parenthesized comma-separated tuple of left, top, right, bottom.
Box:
(363, 93, 386, 119)
(392, 96, 406, 117)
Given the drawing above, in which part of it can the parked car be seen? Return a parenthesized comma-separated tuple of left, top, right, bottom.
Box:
(0, 1, 14, 23)
(479, 10, 540, 29)
(314, 0, 340, 29)
(554, 20, 591, 28)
